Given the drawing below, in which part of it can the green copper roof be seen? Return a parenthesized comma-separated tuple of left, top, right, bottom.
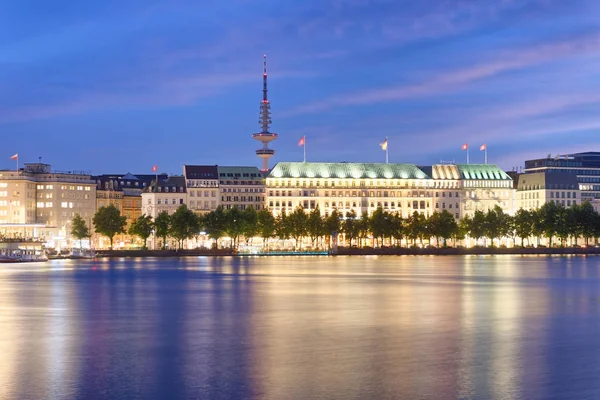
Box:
(268, 162, 431, 180)
(455, 164, 512, 180)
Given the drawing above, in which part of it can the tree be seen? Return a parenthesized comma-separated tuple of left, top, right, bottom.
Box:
(170, 205, 200, 249)
(71, 213, 90, 249)
(406, 211, 425, 246)
(275, 209, 291, 244)
(93, 204, 127, 250)
(257, 208, 276, 249)
(470, 210, 486, 246)
(484, 205, 510, 247)
(369, 207, 387, 246)
(436, 210, 458, 247)
(390, 212, 405, 247)
(513, 208, 533, 247)
(154, 211, 171, 250)
(357, 211, 370, 247)
(224, 207, 244, 249)
(242, 206, 259, 246)
(575, 201, 598, 246)
(307, 206, 324, 247)
(288, 206, 308, 250)
(128, 215, 154, 249)
(343, 210, 360, 247)
(203, 206, 227, 248)
(538, 202, 559, 247)
(324, 209, 342, 250)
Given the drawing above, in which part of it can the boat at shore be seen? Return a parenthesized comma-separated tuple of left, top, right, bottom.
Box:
(0, 240, 48, 263)
(69, 248, 96, 259)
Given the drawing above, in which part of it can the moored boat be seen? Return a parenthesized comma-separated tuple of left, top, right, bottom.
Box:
(69, 248, 96, 259)
(0, 240, 49, 263)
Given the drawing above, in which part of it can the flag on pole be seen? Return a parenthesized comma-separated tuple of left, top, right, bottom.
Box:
(298, 136, 305, 146)
(461, 144, 468, 150)
(480, 144, 486, 151)
(9, 153, 18, 160)
(152, 165, 158, 172)
(380, 138, 388, 151)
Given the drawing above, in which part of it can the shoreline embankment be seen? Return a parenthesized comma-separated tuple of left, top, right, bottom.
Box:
(93, 246, 600, 258)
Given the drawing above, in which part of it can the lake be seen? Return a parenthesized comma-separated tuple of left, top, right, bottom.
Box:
(0, 255, 599, 399)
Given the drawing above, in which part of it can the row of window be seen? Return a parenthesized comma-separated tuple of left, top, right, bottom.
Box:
(222, 196, 264, 202)
(189, 190, 217, 197)
(269, 180, 430, 188)
(268, 200, 430, 210)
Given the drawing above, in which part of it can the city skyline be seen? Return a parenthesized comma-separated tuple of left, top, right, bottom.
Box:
(2, 1, 599, 174)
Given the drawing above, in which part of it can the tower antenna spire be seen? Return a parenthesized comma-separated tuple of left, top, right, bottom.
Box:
(253, 54, 279, 172)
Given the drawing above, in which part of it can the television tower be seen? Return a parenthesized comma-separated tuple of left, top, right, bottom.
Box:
(252, 54, 278, 172)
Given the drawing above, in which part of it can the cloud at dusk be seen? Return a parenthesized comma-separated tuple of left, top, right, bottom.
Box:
(0, 0, 598, 173)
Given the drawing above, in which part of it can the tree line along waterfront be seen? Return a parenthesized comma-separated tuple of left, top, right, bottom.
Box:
(74, 201, 600, 252)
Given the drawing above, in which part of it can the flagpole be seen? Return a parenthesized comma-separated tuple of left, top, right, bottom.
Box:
(303, 135, 306, 163)
(16, 156, 18, 173)
(467, 149, 469, 164)
(386, 137, 389, 163)
(485, 148, 488, 164)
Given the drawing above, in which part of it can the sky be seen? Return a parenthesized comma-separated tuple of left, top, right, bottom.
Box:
(1, 0, 599, 175)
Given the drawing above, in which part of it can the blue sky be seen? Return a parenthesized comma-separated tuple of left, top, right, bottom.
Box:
(1, 0, 599, 175)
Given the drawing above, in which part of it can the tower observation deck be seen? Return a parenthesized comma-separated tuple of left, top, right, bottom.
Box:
(252, 55, 278, 172)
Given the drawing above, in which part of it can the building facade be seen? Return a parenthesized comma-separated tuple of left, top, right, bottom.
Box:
(516, 172, 580, 211)
(266, 162, 514, 219)
(94, 173, 163, 248)
(0, 163, 96, 245)
(524, 152, 600, 201)
(183, 165, 220, 214)
(218, 166, 265, 210)
(141, 176, 187, 249)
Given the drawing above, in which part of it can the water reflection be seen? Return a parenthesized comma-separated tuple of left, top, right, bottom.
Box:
(0, 256, 598, 399)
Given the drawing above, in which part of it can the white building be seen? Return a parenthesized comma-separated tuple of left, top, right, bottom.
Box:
(183, 165, 219, 214)
(266, 162, 515, 219)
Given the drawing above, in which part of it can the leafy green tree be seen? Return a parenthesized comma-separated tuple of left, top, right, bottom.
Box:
(357, 211, 370, 247)
(436, 210, 458, 247)
(257, 208, 276, 249)
(288, 206, 308, 250)
(307, 206, 324, 247)
(513, 208, 533, 247)
(128, 214, 154, 249)
(575, 201, 598, 246)
(93, 204, 127, 249)
(154, 211, 171, 250)
(470, 210, 486, 246)
(275, 209, 291, 243)
(390, 212, 404, 247)
(458, 214, 471, 246)
(370, 207, 387, 246)
(554, 203, 570, 247)
(71, 213, 90, 249)
(405, 211, 428, 246)
(224, 207, 244, 249)
(343, 210, 360, 247)
(484, 205, 510, 247)
(324, 209, 342, 250)
(241, 206, 259, 245)
(203, 206, 227, 248)
(538, 202, 559, 247)
(170, 205, 200, 249)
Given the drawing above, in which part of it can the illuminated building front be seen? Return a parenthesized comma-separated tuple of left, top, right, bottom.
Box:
(0, 163, 96, 245)
(266, 162, 514, 218)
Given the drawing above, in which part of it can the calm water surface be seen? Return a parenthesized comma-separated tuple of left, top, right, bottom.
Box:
(1, 255, 599, 399)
